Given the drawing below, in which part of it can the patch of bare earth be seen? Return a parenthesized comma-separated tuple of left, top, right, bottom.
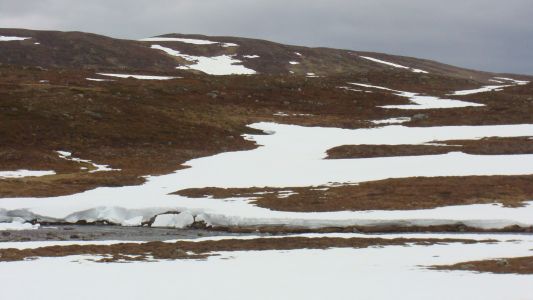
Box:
(326, 136, 533, 159)
(175, 175, 533, 212)
(0, 237, 488, 263)
(432, 256, 533, 275)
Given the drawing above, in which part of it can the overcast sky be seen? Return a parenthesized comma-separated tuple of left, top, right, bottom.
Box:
(1, 0, 532, 74)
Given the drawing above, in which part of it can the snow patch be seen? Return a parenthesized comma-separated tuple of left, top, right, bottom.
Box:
(450, 77, 529, 96)
(0, 36, 30, 42)
(221, 42, 239, 48)
(0, 170, 55, 179)
(151, 44, 256, 75)
(360, 56, 428, 74)
(371, 117, 411, 125)
(57, 151, 120, 173)
(86, 78, 114, 82)
(96, 73, 179, 80)
(349, 83, 484, 109)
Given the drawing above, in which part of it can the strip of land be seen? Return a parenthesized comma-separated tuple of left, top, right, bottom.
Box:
(0, 236, 486, 263)
(326, 136, 533, 159)
(175, 175, 533, 212)
(433, 256, 533, 274)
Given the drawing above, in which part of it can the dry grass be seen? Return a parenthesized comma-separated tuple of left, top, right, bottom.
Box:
(176, 175, 533, 212)
(432, 256, 533, 274)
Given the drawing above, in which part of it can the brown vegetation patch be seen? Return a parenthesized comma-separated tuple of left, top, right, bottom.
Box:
(175, 175, 533, 212)
(432, 256, 533, 274)
(326, 136, 533, 159)
(0, 236, 485, 263)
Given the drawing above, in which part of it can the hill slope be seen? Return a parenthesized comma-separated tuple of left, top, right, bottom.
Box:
(2, 28, 530, 82)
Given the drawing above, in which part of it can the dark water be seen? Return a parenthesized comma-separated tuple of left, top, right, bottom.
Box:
(0, 225, 248, 243)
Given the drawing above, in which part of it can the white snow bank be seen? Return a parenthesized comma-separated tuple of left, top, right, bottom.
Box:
(350, 83, 484, 109)
(96, 73, 179, 80)
(360, 56, 428, 74)
(450, 77, 529, 96)
(152, 212, 194, 229)
(86, 78, 114, 82)
(1, 236, 533, 300)
(289, 61, 300, 65)
(151, 44, 256, 75)
(0, 218, 39, 231)
(57, 151, 120, 173)
(140, 37, 237, 48)
(1, 123, 533, 229)
(0, 170, 55, 179)
(0, 36, 31, 42)
(243, 55, 260, 59)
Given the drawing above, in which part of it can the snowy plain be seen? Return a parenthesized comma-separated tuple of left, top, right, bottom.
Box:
(1, 233, 533, 300)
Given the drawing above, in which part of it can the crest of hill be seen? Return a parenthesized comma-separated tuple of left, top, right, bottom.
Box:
(0, 28, 531, 83)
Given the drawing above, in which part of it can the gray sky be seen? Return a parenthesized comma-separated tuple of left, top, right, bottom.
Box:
(1, 0, 532, 75)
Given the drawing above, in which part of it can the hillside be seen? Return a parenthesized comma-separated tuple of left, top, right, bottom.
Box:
(1, 28, 533, 297)
(0, 28, 532, 200)
(3, 28, 530, 82)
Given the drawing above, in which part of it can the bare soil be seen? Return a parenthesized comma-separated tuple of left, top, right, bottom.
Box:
(0, 236, 487, 263)
(175, 175, 533, 212)
(432, 256, 533, 274)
